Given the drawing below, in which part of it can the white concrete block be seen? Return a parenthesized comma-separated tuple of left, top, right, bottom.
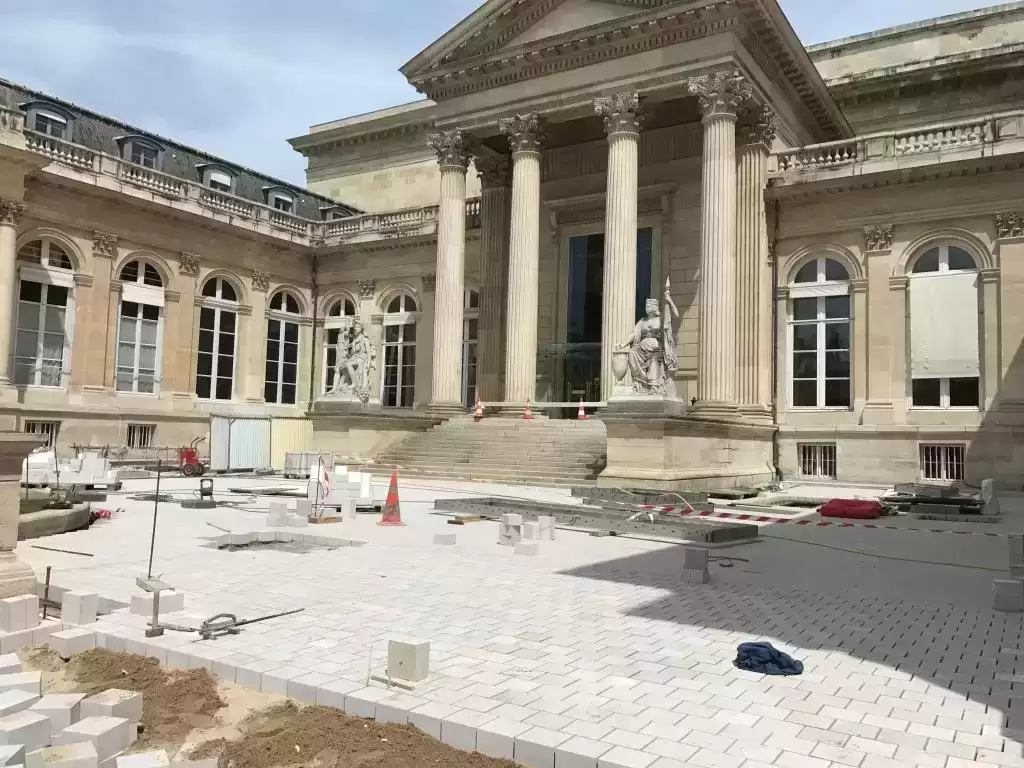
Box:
(31, 695, 85, 732)
(0, 711, 51, 751)
(0, 630, 32, 655)
(80, 691, 142, 723)
(521, 522, 540, 541)
(31, 621, 64, 648)
(0, 744, 23, 766)
(287, 514, 308, 528)
(54, 717, 133, 762)
(49, 629, 96, 659)
(0, 673, 41, 697)
(60, 594, 98, 627)
(267, 502, 288, 527)
(994, 579, 1024, 612)
(256, 530, 275, 544)
(387, 638, 429, 683)
(501, 513, 522, 526)
(0, 655, 21, 676)
(0, 690, 39, 717)
(0, 598, 27, 633)
(26, 742, 98, 768)
(433, 533, 456, 546)
(169, 761, 217, 768)
(115, 750, 167, 768)
(537, 516, 555, 540)
(683, 568, 710, 585)
(683, 547, 709, 571)
(129, 592, 183, 617)
(228, 533, 253, 547)
(22, 597, 39, 630)
(294, 499, 312, 518)
(515, 542, 539, 557)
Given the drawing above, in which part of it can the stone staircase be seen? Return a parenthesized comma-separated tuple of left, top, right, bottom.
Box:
(368, 416, 607, 486)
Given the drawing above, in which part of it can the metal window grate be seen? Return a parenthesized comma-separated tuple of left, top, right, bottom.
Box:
(797, 443, 837, 479)
(126, 424, 156, 450)
(920, 443, 966, 483)
(24, 420, 59, 449)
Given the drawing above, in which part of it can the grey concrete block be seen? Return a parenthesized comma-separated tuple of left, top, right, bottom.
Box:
(0, 690, 39, 717)
(31, 694, 85, 732)
(80, 691, 142, 723)
(683, 547, 709, 570)
(54, 717, 133, 762)
(0, 673, 41, 697)
(0, 710, 51, 751)
(994, 578, 1024, 612)
(0, 744, 23, 767)
(60, 594, 98, 627)
(49, 629, 95, 659)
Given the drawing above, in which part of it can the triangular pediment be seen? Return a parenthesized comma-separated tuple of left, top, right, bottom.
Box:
(505, 0, 645, 48)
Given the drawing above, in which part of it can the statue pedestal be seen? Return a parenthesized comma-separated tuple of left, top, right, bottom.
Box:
(0, 433, 45, 598)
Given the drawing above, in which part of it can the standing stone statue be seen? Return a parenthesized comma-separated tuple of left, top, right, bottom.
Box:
(613, 277, 680, 396)
(330, 320, 376, 403)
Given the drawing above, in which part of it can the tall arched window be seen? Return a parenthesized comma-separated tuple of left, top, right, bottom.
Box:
(265, 290, 300, 405)
(463, 288, 479, 407)
(115, 259, 164, 393)
(789, 256, 851, 408)
(323, 296, 357, 394)
(908, 242, 980, 408)
(15, 238, 75, 387)
(382, 293, 418, 408)
(196, 277, 238, 401)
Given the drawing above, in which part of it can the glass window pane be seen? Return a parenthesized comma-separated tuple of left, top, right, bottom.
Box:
(13, 361, 33, 386)
(18, 302, 39, 331)
(196, 353, 212, 376)
(202, 280, 217, 298)
(198, 329, 214, 354)
(143, 264, 162, 286)
(825, 323, 850, 350)
(283, 342, 298, 365)
(137, 376, 155, 394)
(282, 384, 297, 404)
(794, 261, 817, 283)
(200, 307, 215, 331)
(266, 340, 280, 363)
(116, 342, 135, 368)
(264, 382, 278, 403)
(793, 352, 817, 379)
(345, 300, 355, 316)
(792, 298, 817, 321)
(388, 297, 401, 313)
(16, 330, 37, 358)
(825, 351, 850, 378)
(947, 247, 976, 271)
(825, 380, 851, 408)
(792, 324, 817, 352)
(385, 326, 399, 342)
(46, 285, 68, 307)
(221, 282, 237, 302)
(138, 346, 156, 370)
(912, 378, 941, 407)
(404, 323, 417, 342)
(115, 371, 134, 392)
(196, 375, 211, 399)
(119, 318, 136, 343)
(121, 301, 139, 319)
(139, 320, 158, 346)
(120, 261, 139, 283)
(41, 333, 63, 359)
(825, 296, 849, 320)
(284, 323, 298, 343)
(949, 377, 979, 407)
(215, 378, 232, 400)
(824, 259, 848, 282)
(220, 311, 236, 334)
(43, 308, 65, 334)
(19, 281, 41, 303)
(282, 362, 297, 384)
(793, 380, 817, 407)
(912, 248, 940, 273)
(142, 304, 160, 322)
(217, 354, 234, 378)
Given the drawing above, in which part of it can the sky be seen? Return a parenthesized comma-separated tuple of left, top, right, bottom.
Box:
(0, 0, 999, 186)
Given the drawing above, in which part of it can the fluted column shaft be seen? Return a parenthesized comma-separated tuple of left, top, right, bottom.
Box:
(0, 199, 26, 385)
(689, 70, 752, 415)
(476, 155, 512, 403)
(595, 93, 641, 400)
(499, 114, 544, 404)
(427, 130, 470, 408)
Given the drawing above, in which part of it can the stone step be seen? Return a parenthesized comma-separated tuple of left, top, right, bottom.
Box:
(366, 464, 600, 486)
(381, 447, 603, 460)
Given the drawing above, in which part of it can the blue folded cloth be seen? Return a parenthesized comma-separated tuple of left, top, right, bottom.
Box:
(735, 642, 804, 676)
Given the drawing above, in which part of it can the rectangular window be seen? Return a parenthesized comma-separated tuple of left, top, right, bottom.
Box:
(33, 112, 66, 139)
(126, 424, 156, 450)
(791, 295, 851, 408)
(264, 319, 299, 404)
(24, 421, 59, 449)
(797, 443, 837, 479)
(911, 377, 979, 408)
(195, 307, 235, 400)
(130, 144, 158, 168)
(116, 301, 160, 393)
(920, 443, 966, 483)
(273, 196, 293, 213)
(382, 323, 416, 408)
(208, 171, 232, 193)
(463, 317, 478, 407)
(14, 280, 69, 388)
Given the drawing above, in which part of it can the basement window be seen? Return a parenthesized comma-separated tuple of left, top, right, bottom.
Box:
(797, 443, 837, 480)
(920, 443, 965, 483)
(127, 424, 156, 450)
(24, 421, 59, 449)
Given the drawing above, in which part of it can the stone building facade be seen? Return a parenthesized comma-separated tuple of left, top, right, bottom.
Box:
(1, 0, 1023, 488)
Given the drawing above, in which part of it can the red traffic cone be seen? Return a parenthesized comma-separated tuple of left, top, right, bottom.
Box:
(577, 399, 587, 420)
(378, 472, 405, 526)
(473, 394, 484, 421)
(523, 400, 534, 421)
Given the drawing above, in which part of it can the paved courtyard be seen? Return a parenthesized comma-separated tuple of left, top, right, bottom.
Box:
(13, 475, 1024, 768)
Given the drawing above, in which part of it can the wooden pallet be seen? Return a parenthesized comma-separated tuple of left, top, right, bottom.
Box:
(308, 515, 343, 525)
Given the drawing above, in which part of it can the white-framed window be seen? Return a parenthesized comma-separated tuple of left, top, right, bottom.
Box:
(908, 243, 981, 410)
(24, 420, 59, 449)
(789, 256, 851, 409)
(33, 110, 67, 139)
(463, 288, 479, 407)
(14, 239, 75, 388)
(126, 424, 156, 450)
(324, 297, 357, 394)
(382, 293, 418, 408)
(920, 443, 966, 483)
(207, 170, 233, 193)
(797, 443, 837, 479)
(115, 259, 164, 394)
(265, 290, 300, 405)
(130, 143, 158, 169)
(272, 194, 293, 213)
(196, 277, 238, 401)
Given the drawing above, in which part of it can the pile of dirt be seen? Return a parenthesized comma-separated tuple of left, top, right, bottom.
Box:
(191, 702, 517, 768)
(67, 649, 225, 746)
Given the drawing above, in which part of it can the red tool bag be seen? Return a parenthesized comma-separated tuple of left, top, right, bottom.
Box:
(819, 499, 883, 520)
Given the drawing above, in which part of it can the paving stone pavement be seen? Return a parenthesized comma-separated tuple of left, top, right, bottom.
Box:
(14, 476, 1024, 768)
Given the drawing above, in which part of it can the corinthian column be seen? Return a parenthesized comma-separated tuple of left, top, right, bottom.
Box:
(595, 92, 642, 401)
(736, 108, 776, 422)
(475, 153, 512, 403)
(0, 199, 26, 386)
(688, 69, 751, 417)
(426, 129, 470, 411)
(498, 113, 545, 405)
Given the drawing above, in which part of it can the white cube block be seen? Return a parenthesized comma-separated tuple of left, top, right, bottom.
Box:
(0, 655, 21, 677)
(387, 638, 429, 683)
(521, 522, 540, 541)
(49, 629, 95, 659)
(256, 530, 275, 543)
(500, 513, 522, 527)
(287, 514, 308, 528)
(31, 695, 85, 732)
(994, 579, 1024, 612)
(0, 711, 51, 751)
(433, 533, 456, 546)
(0, 690, 39, 717)
(22, 596, 39, 630)
(60, 594, 98, 627)
(295, 499, 312, 517)
(80, 691, 141, 724)
(267, 502, 287, 527)
(0, 630, 32, 655)
(32, 621, 63, 648)
(26, 742, 98, 768)
(0, 599, 26, 634)
(115, 750, 167, 768)
(514, 542, 538, 556)
(129, 592, 183, 618)
(54, 717, 133, 762)
(0, 673, 41, 697)
(0, 744, 23, 766)
(537, 516, 555, 540)
(683, 547, 709, 571)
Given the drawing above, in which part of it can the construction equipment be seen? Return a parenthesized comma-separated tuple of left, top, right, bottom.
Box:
(178, 437, 206, 477)
(154, 608, 305, 640)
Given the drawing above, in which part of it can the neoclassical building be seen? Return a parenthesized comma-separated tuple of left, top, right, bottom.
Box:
(1, 0, 1023, 488)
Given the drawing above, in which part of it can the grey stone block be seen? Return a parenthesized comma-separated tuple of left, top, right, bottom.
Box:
(994, 579, 1024, 612)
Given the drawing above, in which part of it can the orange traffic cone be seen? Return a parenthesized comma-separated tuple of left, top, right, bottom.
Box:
(523, 400, 534, 421)
(378, 472, 405, 526)
(577, 399, 587, 420)
(473, 394, 484, 421)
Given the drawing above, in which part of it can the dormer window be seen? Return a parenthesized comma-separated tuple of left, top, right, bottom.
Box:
(21, 102, 74, 141)
(321, 206, 351, 221)
(116, 136, 164, 170)
(35, 111, 67, 138)
(198, 165, 236, 194)
(273, 196, 293, 213)
(264, 187, 295, 213)
(132, 144, 157, 168)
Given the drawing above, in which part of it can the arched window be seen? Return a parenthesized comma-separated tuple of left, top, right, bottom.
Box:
(908, 242, 981, 408)
(382, 292, 418, 408)
(463, 288, 479, 407)
(196, 277, 238, 400)
(324, 297, 357, 395)
(265, 290, 301, 405)
(115, 259, 164, 393)
(789, 256, 851, 408)
(14, 238, 75, 388)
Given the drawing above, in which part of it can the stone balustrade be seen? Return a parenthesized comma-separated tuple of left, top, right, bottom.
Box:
(24, 131, 98, 171)
(0, 106, 24, 134)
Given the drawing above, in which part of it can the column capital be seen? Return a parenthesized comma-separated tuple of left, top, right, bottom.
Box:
(476, 153, 512, 189)
(0, 199, 25, 228)
(738, 107, 778, 151)
(426, 129, 470, 171)
(688, 68, 753, 121)
(594, 92, 642, 136)
(92, 231, 119, 258)
(498, 113, 546, 155)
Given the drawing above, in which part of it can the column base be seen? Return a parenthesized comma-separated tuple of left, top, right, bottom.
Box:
(425, 402, 470, 418)
(0, 551, 35, 600)
(689, 400, 741, 421)
(738, 404, 774, 424)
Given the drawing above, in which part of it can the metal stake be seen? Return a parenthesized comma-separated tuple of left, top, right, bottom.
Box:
(42, 566, 51, 620)
(147, 459, 161, 579)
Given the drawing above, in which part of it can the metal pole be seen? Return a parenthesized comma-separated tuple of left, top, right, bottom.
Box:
(147, 459, 161, 579)
(42, 566, 51, 620)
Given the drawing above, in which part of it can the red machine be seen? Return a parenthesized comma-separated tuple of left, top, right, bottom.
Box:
(178, 437, 206, 477)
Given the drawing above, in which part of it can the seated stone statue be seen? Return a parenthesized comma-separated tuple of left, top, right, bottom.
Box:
(330, 320, 376, 402)
(614, 278, 680, 396)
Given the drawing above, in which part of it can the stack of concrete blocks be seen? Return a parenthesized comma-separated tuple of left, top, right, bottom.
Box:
(21, 450, 56, 487)
(288, 499, 311, 527)
(498, 513, 521, 547)
(995, 534, 1024, 612)
(0, 595, 49, 655)
(537, 516, 555, 541)
(128, 589, 184, 622)
(683, 547, 711, 584)
(116, 750, 217, 768)
(45, 453, 116, 488)
(306, 464, 372, 519)
(266, 502, 288, 527)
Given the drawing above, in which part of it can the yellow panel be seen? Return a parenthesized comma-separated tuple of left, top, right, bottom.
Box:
(269, 418, 314, 471)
